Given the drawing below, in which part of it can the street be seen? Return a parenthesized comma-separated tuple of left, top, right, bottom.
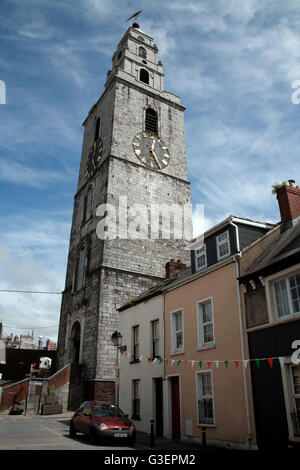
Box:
(0, 414, 136, 450)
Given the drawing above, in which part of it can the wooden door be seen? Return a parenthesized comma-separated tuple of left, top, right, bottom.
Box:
(171, 377, 181, 439)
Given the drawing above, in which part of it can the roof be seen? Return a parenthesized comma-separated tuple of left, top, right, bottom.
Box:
(118, 266, 192, 312)
(240, 221, 300, 280)
(188, 215, 274, 250)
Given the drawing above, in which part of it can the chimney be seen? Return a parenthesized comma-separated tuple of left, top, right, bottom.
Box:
(165, 259, 187, 278)
(276, 180, 300, 226)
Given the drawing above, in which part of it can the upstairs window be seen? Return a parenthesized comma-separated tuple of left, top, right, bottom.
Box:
(132, 325, 139, 361)
(195, 244, 207, 271)
(197, 298, 214, 348)
(94, 117, 101, 141)
(151, 319, 159, 358)
(76, 244, 86, 290)
(145, 108, 158, 134)
(83, 185, 93, 223)
(140, 68, 149, 84)
(216, 231, 230, 261)
(139, 47, 147, 59)
(273, 273, 300, 319)
(171, 309, 183, 354)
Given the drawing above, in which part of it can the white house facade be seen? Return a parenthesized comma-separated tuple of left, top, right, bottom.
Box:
(118, 293, 165, 436)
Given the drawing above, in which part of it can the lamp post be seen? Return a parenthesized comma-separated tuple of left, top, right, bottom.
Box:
(111, 330, 122, 407)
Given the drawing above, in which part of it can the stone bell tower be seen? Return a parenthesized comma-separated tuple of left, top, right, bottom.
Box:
(57, 22, 192, 403)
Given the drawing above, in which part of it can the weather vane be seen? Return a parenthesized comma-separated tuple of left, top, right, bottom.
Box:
(126, 10, 142, 22)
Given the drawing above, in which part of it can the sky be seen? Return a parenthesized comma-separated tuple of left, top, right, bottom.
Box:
(0, 0, 300, 344)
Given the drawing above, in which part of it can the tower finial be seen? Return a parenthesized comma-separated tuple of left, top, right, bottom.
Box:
(126, 10, 142, 22)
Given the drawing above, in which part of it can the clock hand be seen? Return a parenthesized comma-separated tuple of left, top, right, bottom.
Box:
(150, 147, 162, 170)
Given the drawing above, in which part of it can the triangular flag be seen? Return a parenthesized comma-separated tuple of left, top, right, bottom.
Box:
(215, 361, 219, 368)
(165, 359, 169, 366)
(267, 358, 273, 368)
(184, 360, 188, 366)
(199, 361, 203, 368)
(177, 360, 181, 367)
(148, 357, 153, 362)
(243, 360, 249, 369)
(171, 360, 175, 366)
(255, 359, 261, 368)
(191, 361, 195, 367)
(120, 350, 124, 356)
(139, 355, 143, 361)
(159, 358, 163, 364)
(207, 361, 211, 368)
(153, 358, 157, 364)
(224, 360, 229, 368)
(234, 360, 239, 368)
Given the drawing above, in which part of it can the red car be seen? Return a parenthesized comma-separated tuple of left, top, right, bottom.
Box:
(69, 401, 136, 445)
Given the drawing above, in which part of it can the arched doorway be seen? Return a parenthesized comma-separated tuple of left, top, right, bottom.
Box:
(70, 321, 81, 364)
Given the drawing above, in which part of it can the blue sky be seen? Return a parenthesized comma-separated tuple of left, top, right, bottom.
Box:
(0, 0, 300, 343)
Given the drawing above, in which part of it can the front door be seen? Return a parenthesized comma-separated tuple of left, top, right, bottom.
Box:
(154, 378, 163, 437)
(171, 376, 181, 439)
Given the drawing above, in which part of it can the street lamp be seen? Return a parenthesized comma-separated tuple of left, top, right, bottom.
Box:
(111, 331, 122, 407)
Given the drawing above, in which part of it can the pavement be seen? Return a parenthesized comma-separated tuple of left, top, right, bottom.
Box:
(1, 410, 208, 451)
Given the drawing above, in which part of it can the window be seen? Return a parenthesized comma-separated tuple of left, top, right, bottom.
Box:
(145, 108, 158, 134)
(76, 244, 86, 290)
(197, 371, 215, 425)
(273, 273, 300, 319)
(82, 402, 91, 416)
(171, 309, 183, 354)
(151, 320, 159, 358)
(197, 298, 214, 348)
(290, 365, 300, 437)
(140, 68, 149, 84)
(83, 185, 93, 222)
(132, 379, 140, 419)
(139, 46, 147, 59)
(216, 231, 230, 260)
(94, 117, 101, 141)
(195, 244, 207, 271)
(132, 326, 139, 361)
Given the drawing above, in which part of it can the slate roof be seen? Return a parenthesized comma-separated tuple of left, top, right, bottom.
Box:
(240, 221, 300, 280)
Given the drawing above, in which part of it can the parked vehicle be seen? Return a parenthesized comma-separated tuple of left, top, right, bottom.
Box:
(69, 401, 136, 445)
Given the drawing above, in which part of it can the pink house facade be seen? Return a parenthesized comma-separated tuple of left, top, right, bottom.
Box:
(163, 216, 273, 449)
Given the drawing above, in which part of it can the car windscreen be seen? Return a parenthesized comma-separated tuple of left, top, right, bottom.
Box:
(94, 404, 125, 418)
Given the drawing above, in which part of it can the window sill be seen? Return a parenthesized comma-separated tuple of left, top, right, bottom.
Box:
(197, 343, 216, 352)
(197, 423, 216, 428)
(170, 350, 184, 356)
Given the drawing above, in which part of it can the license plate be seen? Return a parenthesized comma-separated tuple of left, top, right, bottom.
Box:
(114, 432, 128, 437)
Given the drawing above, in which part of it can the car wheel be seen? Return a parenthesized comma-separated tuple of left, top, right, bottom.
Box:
(69, 422, 77, 438)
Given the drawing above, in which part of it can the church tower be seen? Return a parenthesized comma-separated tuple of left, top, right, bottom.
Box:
(57, 22, 192, 403)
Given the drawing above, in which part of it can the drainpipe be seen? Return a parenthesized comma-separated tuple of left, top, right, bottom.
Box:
(229, 219, 253, 449)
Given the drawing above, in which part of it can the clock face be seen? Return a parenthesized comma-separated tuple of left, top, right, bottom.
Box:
(85, 137, 103, 179)
(132, 131, 170, 170)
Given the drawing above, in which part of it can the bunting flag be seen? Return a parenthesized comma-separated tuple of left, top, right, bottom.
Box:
(267, 358, 273, 368)
(119, 352, 291, 370)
